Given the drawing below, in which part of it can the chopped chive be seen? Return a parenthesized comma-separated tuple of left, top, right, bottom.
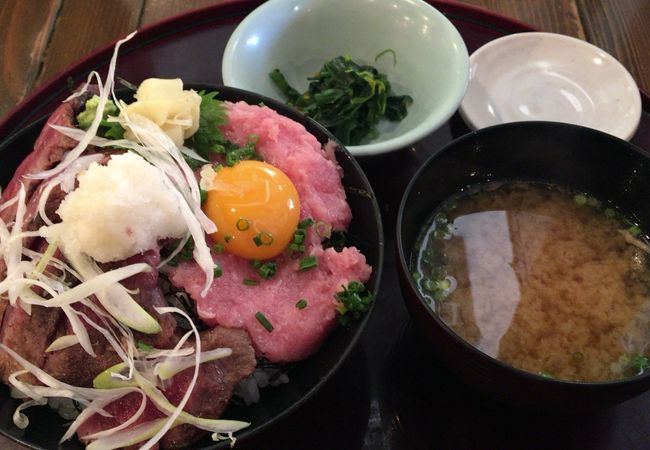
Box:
(200, 189, 208, 204)
(298, 218, 314, 229)
(243, 278, 258, 286)
(224, 235, 233, 243)
(250, 259, 262, 269)
(236, 218, 250, 231)
(298, 255, 318, 271)
(213, 263, 223, 278)
(213, 243, 225, 254)
(255, 311, 274, 332)
(289, 243, 305, 253)
(253, 231, 274, 246)
(258, 261, 278, 279)
(296, 299, 308, 309)
(293, 229, 306, 244)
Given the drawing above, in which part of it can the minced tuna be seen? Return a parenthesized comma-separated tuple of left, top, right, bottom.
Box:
(168, 101, 372, 362)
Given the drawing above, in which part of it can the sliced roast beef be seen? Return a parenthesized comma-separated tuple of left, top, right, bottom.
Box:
(160, 326, 256, 449)
(0, 303, 62, 384)
(42, 302, 121, 387)
(0, 91, 91, 216)
(77, 326, 255, 449)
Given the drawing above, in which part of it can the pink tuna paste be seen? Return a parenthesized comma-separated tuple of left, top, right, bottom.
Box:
(168, 101, 372, 362)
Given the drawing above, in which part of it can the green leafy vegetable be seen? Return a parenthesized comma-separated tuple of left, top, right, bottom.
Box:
(335, 281, 373, 326)
(270, 55, 412, 145)
(187, 91, 261, 166)
(167, 238, 195, 267)
(322, 230, 347, 252)
(77, 95, 125, 139)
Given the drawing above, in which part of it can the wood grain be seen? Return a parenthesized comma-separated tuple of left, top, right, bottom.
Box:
(35, 0, 144, 87)
(576, 0, 650, 99)
(140, 0, 227, 25)
(457, 0, 585, 38)
(0, 0, 61, 117)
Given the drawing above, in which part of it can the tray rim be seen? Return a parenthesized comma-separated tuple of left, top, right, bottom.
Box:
(0, 0, 648, 140)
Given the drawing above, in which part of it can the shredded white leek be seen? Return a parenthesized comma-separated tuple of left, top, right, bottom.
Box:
(46, 335, 81, 352)
(0, 29, 252, 449)
(155, 348, 232, 380)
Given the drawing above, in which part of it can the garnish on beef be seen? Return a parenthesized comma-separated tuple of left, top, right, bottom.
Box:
(77, 326, 255, 449)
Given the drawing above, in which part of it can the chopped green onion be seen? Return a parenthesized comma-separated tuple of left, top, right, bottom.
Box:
(629, 225, 642, 237)
(253, 231, 273, 246)
(236, 218, 250, 231)
(200, 189, 208, 204)
(295, 299, 308, 309)
(258, 262, 277, 279)
(213, 263, 223, 278)
(224, 235, 233, 243)
(289, 243, 305, 253)
(604, 208, 616, 218)
(292, 229, 306, 244)
(573, 194, 587, 205)
(255, 311, 274, 332)
(243, 278, 258, 286)
(137, 341, 154, 351)
(571, 351, 584, 363)
(250, 260, 277, 279)
(213, 243, 225, 254)
(315, 221, 331, 238)
(298, 255, 318, 271)
(298, 218, 314, 229)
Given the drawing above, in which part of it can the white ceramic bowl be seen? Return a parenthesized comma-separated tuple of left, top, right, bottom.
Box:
(460, 32, 642, 141)
(222, 0, 469, 156)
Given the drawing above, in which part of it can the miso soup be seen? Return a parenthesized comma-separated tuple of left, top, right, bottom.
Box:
(411, 181, 650, 382)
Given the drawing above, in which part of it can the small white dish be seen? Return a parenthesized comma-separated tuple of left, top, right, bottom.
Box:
(222, 0, 469, 156)
(460, 32, 642, 141)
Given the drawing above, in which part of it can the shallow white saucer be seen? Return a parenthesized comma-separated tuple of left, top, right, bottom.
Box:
(460, 32, 642, 140)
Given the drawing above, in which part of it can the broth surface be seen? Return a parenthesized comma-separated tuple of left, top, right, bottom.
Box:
(412, 182, 650, 382)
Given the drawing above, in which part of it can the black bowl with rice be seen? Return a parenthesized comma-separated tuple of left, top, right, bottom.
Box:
(397, 121, 650, 412)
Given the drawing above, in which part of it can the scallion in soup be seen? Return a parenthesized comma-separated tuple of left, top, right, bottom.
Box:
(411, 181, 650, 382)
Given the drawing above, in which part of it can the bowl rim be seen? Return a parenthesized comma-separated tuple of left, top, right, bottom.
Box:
(396, 120, 650, 388)
(221, 0, 470, 156)
(459, 31, 643, 141)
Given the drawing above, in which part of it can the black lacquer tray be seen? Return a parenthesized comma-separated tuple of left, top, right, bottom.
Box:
(1, 1, 649, 449)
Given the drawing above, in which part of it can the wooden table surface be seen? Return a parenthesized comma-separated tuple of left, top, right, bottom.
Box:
(0, 0, 649, 449)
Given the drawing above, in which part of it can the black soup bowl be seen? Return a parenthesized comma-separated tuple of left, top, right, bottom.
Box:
(396, 121, 650, 413)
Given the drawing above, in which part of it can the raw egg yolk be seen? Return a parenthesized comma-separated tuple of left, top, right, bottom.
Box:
(203, 160, 300, 260)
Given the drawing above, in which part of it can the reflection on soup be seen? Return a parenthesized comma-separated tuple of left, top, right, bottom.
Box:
(411, 181, 650, 382)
